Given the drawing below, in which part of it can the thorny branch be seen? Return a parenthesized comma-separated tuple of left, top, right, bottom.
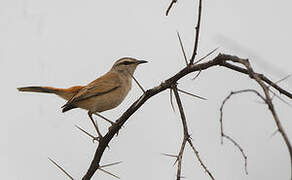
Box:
(172, 84, 214, 180)
(220, 89, 266, 143)
(222, 134, 248, 175)
(187, 139, 214, 179)
(219, 57, 292, 179)
(79, 0, 292, 179)
(18, 0, 290, 179)
(177, 32, 188, 66)
(172, 84, 189, 180)
(219, 89, 276, 175)
(81, 53, 292, 180)
(218, 90, 262, 175)
(167, 0, 203, 64)
(233, 58, 292, 179)
(190, 0, 202, 64)
(166, 0, 177, 16)
(75, 124, 96, 141)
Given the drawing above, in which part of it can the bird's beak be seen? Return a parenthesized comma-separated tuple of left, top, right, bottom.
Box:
(137, 60, 148, 64)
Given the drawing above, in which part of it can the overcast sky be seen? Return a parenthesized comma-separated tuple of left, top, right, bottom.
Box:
(1, 0, 292, 179)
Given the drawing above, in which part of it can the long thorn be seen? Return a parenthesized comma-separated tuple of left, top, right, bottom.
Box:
(275, 74, 292, 84)
(177, 31, 188, 66)
(100, 161, 123, 168)
(75, 125, 96, 140)
(194, 47, 219, 64)
(177, 88, 207, 100)
(48, 158, 74, 180)
(191, 70, 202, 80)
(127, 71, 145, 93)
(270, 129, 279, 138)
(170, 88, 175, 112)
(99, 168, 120, 179)
(161, 153, 178, 158)
(269, 89, 292, 107)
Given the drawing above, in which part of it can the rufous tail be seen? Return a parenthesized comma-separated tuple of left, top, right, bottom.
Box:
(17, 86, 60, 94)
(17, 86, 83, 101)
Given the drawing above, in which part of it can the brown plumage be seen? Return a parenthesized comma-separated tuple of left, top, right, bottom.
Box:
(18, 57, 147, 138)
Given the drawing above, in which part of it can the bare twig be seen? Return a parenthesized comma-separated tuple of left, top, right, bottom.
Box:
(176, 138, 187, 180)
(220, 60, 292, 99)
(187, 139, 215, 179)
(219, 89, 266, 143)
(172, 84, 190, 180)
(219, 54, 292, 179)
(172, 84, 214, 180)
(48, 158, 74, 180)
(225, 57, 292, 179)
(219, 89, 266, 174)
(190, 0, 202, 64)
(177, 32, 188, 66)
(222, 134, 248, 175)
(173, 84, 189, 180)
(166, 0, 177, 16)
(172, 85, 189, 134)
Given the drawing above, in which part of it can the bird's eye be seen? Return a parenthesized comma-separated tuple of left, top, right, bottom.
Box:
(119, 61, 135, 65)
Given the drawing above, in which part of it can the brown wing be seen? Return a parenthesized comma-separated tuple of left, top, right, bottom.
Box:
(61, 72, 121, 111)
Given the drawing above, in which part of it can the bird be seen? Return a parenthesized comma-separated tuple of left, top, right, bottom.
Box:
(18, 57, 148, 139)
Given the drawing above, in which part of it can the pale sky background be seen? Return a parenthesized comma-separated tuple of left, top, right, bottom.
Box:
(1, 0, 292, 179)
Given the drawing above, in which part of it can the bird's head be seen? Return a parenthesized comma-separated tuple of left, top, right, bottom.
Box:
(111, 57, 148, 75)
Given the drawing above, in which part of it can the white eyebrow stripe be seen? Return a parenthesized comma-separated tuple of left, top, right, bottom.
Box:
(117, 60, 136, 65)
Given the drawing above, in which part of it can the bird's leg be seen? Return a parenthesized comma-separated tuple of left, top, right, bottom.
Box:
(88, 112, 102, 139)
(93, 112, 115, 125)
(93, 112, 122, 135)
